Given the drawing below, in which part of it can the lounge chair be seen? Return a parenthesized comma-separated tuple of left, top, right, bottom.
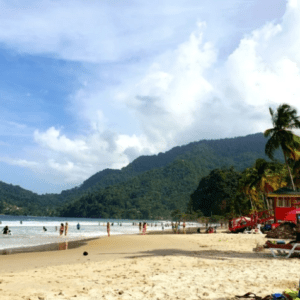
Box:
(264, 240, 300, 258)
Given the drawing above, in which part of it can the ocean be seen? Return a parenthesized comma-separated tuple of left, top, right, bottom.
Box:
(0, 215, 200, 251)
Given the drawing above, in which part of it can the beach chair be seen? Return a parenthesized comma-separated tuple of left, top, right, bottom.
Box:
(265, 241, 300, 258)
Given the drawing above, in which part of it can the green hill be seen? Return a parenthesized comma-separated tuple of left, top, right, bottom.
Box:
(57, 133, 283, 219)
(0, 132, 283, 217)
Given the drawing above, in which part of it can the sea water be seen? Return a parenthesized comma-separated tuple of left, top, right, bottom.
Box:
(0, 215, 200, 251)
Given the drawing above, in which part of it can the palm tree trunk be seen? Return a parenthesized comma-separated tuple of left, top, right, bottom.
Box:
(263, 193, 270, 210)
(248, 195, 253, 210)
(283, 150, 296, 191)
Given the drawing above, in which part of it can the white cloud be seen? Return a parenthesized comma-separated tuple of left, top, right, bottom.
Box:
(20, 0, 300, 188)
(0, 158, 40, 168)
(0, 0, 296, 192)
(34, 127, 90, 160)
(0, 0, 207, 63)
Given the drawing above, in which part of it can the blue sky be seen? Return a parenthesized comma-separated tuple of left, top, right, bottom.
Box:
(0, 0, 299, 194)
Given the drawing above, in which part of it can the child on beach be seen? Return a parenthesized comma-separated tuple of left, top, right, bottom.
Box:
(59, 223, 64, 236)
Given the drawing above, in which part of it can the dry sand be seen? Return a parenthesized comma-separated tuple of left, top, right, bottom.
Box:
(0, 232, 299, 300)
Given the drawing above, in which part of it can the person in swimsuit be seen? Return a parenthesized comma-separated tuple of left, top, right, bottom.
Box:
(65, 222, 68, 236)
(107, 222, 110, 237)
(142, 222, 146, 235)
(59, 223, 64, 236)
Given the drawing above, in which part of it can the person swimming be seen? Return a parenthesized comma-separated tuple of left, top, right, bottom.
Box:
(2, 226, 10, 235)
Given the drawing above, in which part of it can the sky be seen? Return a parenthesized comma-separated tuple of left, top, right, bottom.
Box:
(0, 0, 299, 194)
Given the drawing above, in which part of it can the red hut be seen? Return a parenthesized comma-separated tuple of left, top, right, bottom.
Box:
(229, 187, 300, 232)
(267, 187, 300, 227)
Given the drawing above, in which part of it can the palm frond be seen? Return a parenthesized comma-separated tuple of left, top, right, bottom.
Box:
(265, 134, 281, 160)
(264, 128, 275, 138)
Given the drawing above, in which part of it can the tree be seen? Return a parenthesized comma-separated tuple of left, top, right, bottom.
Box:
(189, 167, 241, 216)
(264, 103, 300, 191)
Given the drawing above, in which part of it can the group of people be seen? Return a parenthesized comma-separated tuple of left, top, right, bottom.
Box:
(59, 222, 69, 236)
(58, 222, 80, 236)
(243, 223, 263, 234)
(138, 222, 148, 235)
(205, 223, 218, 233)
(171, 221, 186, 234)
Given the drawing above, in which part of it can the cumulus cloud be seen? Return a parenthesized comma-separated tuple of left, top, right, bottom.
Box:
(19, 0, 300, 188)
(6, 159, 40, 168)
(1, 0, 298, 192)
(0, 0, 207, 63)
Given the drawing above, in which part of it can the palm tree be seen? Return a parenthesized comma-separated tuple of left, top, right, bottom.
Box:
(264, 103, 300, 191)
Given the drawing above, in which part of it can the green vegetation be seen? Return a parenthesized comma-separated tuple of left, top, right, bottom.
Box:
(57, 133, 284, 220)
(0, 125, 294, 220)
(0, 182, 59, 216)
(264, 103, 300, 190)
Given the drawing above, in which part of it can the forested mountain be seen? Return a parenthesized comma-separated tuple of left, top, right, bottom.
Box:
(0, 132, 283, 217)
(60, 132, 283, 197)
(0, 181, 59, 215)
(58, 133, 283, 219)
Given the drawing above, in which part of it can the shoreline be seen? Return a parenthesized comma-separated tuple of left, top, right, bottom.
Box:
(0, 237, 98, 255)
(0, 226, 229, 255)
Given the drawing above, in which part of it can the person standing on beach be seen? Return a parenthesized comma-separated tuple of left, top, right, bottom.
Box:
(139, 222, 142, 233)
(77, 223, 80, 230)
(59, 223, 64, 236)
(65, 222, 68, 236)
(183, 221, 186, 234)
(142, 222, 146, 235)
(175, 222, 178, 234)
(107, 222, 110, 237)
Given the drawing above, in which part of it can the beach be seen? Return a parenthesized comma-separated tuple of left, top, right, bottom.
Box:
(0, 231, 298, 300)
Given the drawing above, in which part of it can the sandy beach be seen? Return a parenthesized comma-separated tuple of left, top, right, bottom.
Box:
(0, 231, 299, 300)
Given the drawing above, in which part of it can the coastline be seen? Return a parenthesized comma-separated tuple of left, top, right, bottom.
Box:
(0, 237, 97, 255)
(0, 225, 227, 255)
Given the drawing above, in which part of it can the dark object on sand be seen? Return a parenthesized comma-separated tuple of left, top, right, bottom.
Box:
(83, 251, 88, 256)
(197, 228, 201, 233)
(265, 222, 297, 239)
